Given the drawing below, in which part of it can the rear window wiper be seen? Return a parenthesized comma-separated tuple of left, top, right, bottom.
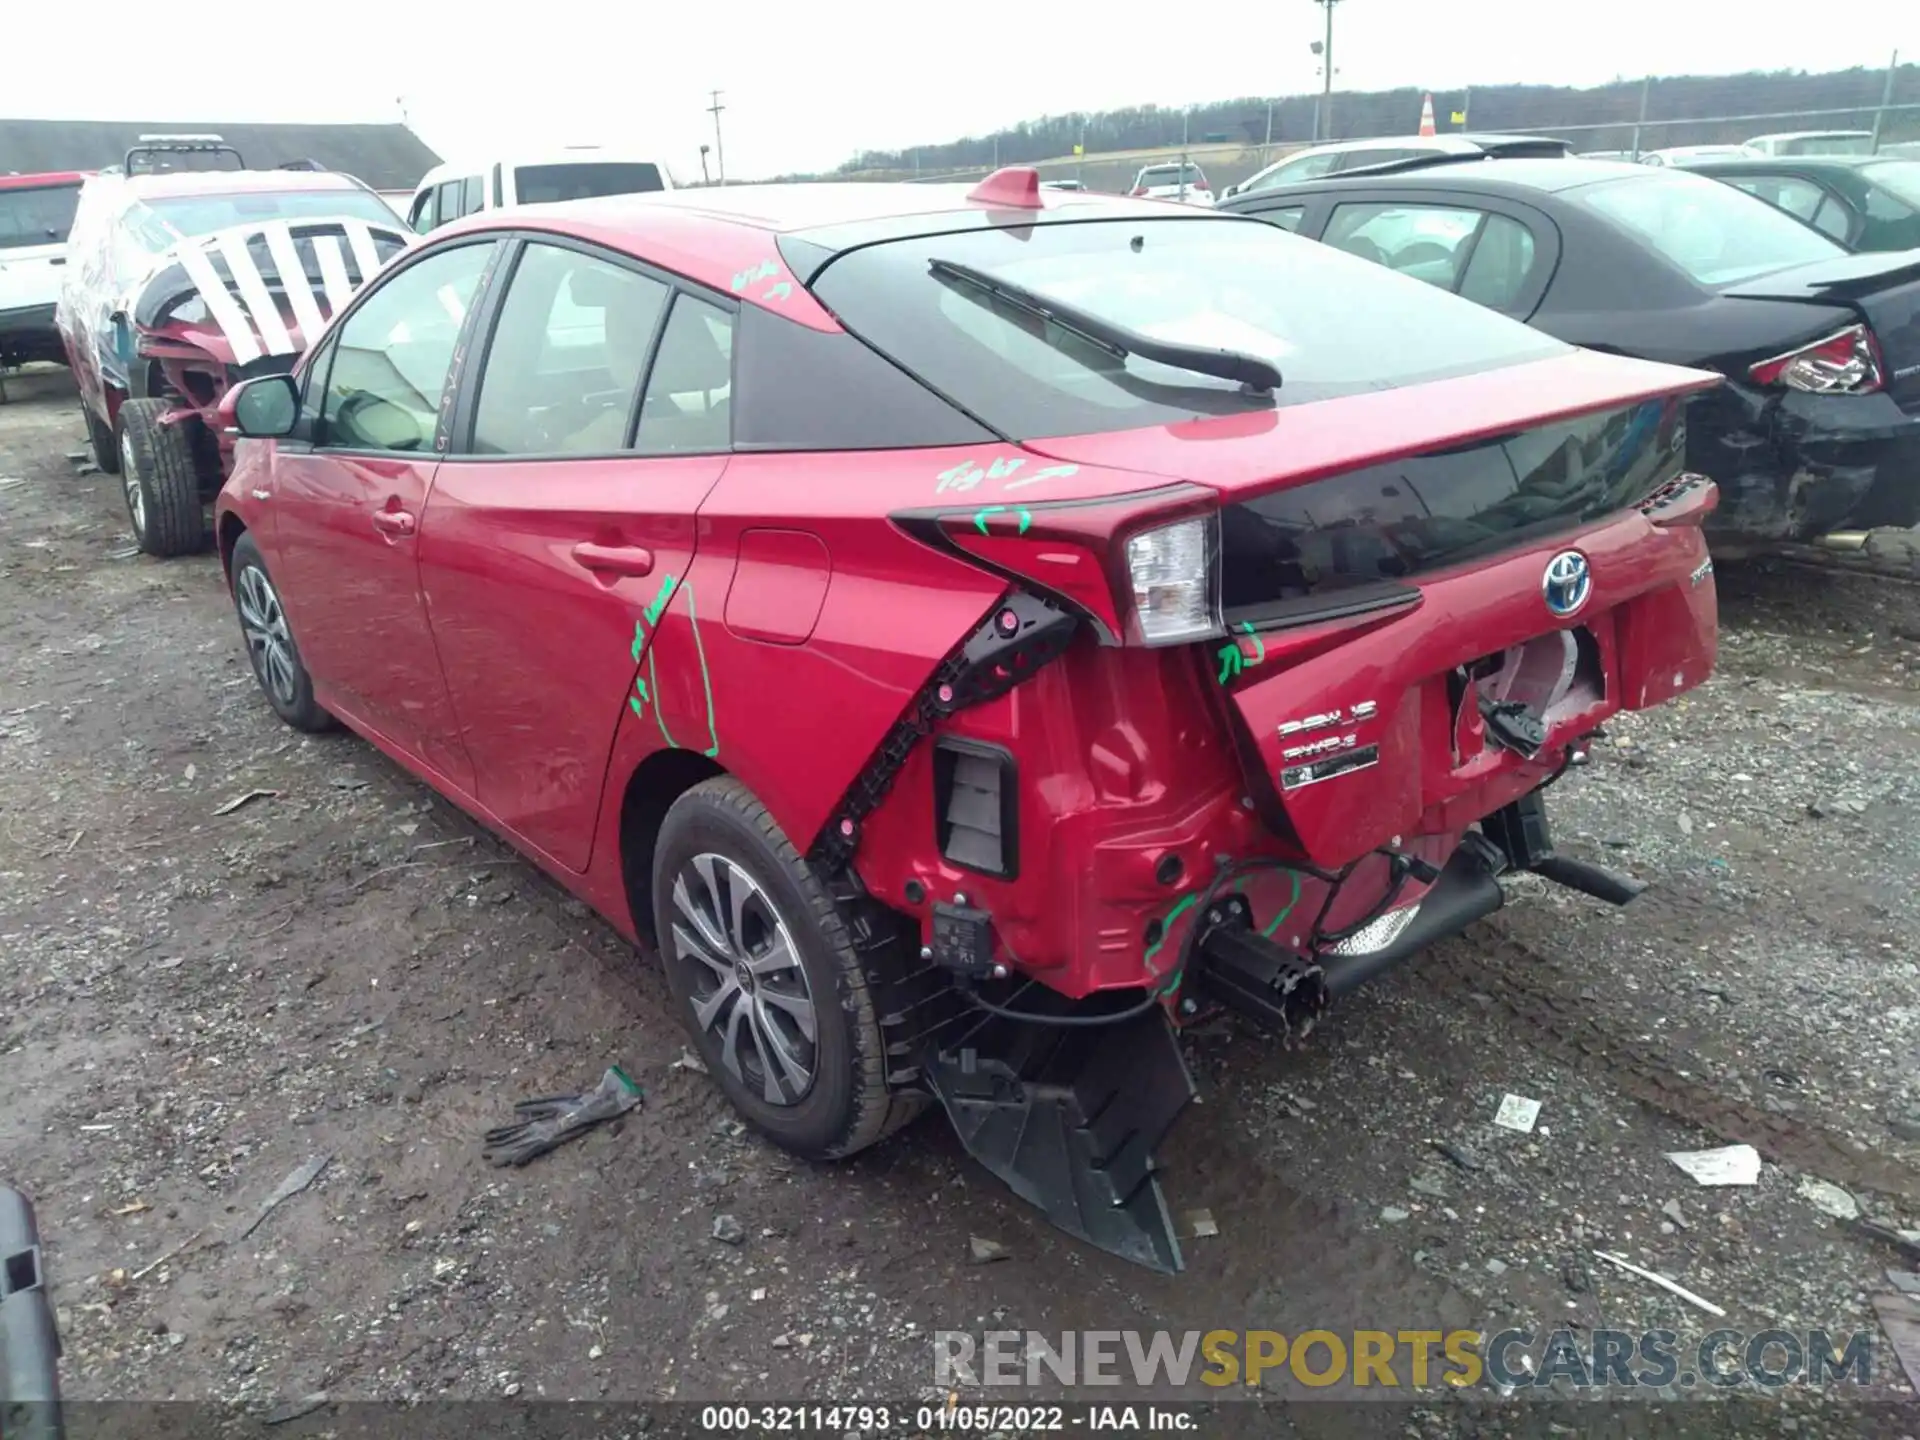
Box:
(927, 256, 1283, 393)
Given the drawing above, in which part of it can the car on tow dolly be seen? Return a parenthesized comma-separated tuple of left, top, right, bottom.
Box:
(210, 168, 1721, 1271)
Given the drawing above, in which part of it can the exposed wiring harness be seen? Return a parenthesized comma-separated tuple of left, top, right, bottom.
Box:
(955, 978, 1167, 1028)
(1313, 849, 1441, 948)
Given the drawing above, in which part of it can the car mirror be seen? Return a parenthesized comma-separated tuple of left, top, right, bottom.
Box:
(224, 374, 301, 439)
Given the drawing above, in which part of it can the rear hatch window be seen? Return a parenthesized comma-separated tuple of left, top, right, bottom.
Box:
(808, 216, 1569, 439)
(1575, 171, 1845, 285)
(0, 182, 81, 250)
(1220, 397, 1686, 621)
(514, 163, 665, 204)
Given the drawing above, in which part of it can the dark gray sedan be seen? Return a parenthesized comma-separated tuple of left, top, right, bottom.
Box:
(1218, 156, 1920, 546)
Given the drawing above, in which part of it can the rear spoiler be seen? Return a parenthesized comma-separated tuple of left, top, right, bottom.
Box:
(0, 1184, 62, 1440)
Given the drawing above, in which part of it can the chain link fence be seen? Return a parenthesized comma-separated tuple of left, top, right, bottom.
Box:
(850, 56, 1917, 195)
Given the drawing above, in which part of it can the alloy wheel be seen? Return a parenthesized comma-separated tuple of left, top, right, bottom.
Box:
(670, 853, 818, 1106)
(236, 565, 298, 706)
(119, 432, 144, 538)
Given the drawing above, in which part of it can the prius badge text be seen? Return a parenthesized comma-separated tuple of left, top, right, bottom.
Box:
(1277, 700, 1378, 763)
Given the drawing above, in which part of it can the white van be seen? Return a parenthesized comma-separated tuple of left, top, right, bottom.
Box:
(1741, 130, 1876, 158)
(406, 148, 675, 234)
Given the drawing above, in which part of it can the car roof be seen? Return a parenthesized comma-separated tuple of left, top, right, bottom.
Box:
(0, 171, 88, 190)
(523, 180, 1180, 235)
(1290, 135, 1480, 157)
(433, 177, 1244, 325)
(104, 169, 366, 199)
(1676, 154, 1889, 173)
(1746, 130, 1874, 142)
(420, 151, 667, 181)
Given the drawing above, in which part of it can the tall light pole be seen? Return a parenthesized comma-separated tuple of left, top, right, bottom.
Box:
(707, 90, 727, 185)
(1313, 0, 1341, 142)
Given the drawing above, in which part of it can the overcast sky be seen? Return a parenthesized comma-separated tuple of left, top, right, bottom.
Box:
(5, 2, 1908, 180)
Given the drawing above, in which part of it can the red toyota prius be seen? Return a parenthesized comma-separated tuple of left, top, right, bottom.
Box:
(214, 169, 1722, 1270)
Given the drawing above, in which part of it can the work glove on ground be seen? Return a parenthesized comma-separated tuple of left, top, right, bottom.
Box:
(482, 1066, 643, 1167)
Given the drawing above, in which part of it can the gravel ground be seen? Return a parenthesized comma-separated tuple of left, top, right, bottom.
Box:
(3, 369, 1918, 1433)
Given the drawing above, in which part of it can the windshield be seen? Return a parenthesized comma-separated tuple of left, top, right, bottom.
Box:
(809, 216, 1569, 439)
(1866, 160, 1920, 208)
(133, 190, 399, 249)
(0, 181, 81, 250)
(514, 162, 665, 204)
(1575, 171, 1845, 285)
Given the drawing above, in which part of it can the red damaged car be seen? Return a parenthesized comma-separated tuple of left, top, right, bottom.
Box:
(211, 169, 1721, 1270)
(57, 136, 409, 556)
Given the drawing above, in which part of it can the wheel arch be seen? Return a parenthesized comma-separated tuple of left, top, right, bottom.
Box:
(217, 511, 248, 578)
(618, 747, 728, 947)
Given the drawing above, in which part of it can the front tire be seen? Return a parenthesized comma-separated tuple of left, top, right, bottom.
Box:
(229, 533, 333, 733)
(118, 399, 206, 557)
(653, 778, 916, 1160)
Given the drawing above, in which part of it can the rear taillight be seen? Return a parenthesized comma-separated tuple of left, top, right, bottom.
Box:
(1131, 186, 1148, 197)
(899, 481, 1219, 646)
(1748, 323, 1884, 395)
(1191, 180, 1210, 191)
(1124, 513, 1223, 645)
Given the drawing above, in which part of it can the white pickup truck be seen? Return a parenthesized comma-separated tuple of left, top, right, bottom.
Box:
(0, 171, 86, 368)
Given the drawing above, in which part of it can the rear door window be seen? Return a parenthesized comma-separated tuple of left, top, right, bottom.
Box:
(1325, 202, 1483, 288)
(634, 295, 734, 455)
(469, 241, 669, 455)
(1457, 215, 1539, 309)
(0, 182, 81, 250)
(1273, 151, 1341, 184)
(1727, 174, 1854, 242)
(462, 175, 484, 217)
(435, 181, 465, 227)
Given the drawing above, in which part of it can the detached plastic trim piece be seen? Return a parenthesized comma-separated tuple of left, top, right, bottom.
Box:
(1, 1183, 64, 1438)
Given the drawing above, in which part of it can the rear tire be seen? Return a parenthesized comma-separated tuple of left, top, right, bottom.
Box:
(652, 777, 919, 1160)
(117, 399, 206, 557)
(229, 532, 334, 733)
(83, 401, 119, 473)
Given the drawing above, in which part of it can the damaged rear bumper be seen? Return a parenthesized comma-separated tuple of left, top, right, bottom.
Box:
(924, 789, 1642, 1273)
(1697, 382, 1920, 543)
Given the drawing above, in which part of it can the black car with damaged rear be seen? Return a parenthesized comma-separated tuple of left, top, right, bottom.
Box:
(1218, 156, 1920, 548)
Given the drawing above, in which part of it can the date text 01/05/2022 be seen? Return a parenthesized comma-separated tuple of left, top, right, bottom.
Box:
(698, 1405, 1198, 1432)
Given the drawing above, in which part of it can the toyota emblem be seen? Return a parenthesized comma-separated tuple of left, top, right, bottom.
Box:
(1542, 551, 1593, 619)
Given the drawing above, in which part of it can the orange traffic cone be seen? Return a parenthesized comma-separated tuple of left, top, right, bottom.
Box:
(1418, 93, 1437, 136)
